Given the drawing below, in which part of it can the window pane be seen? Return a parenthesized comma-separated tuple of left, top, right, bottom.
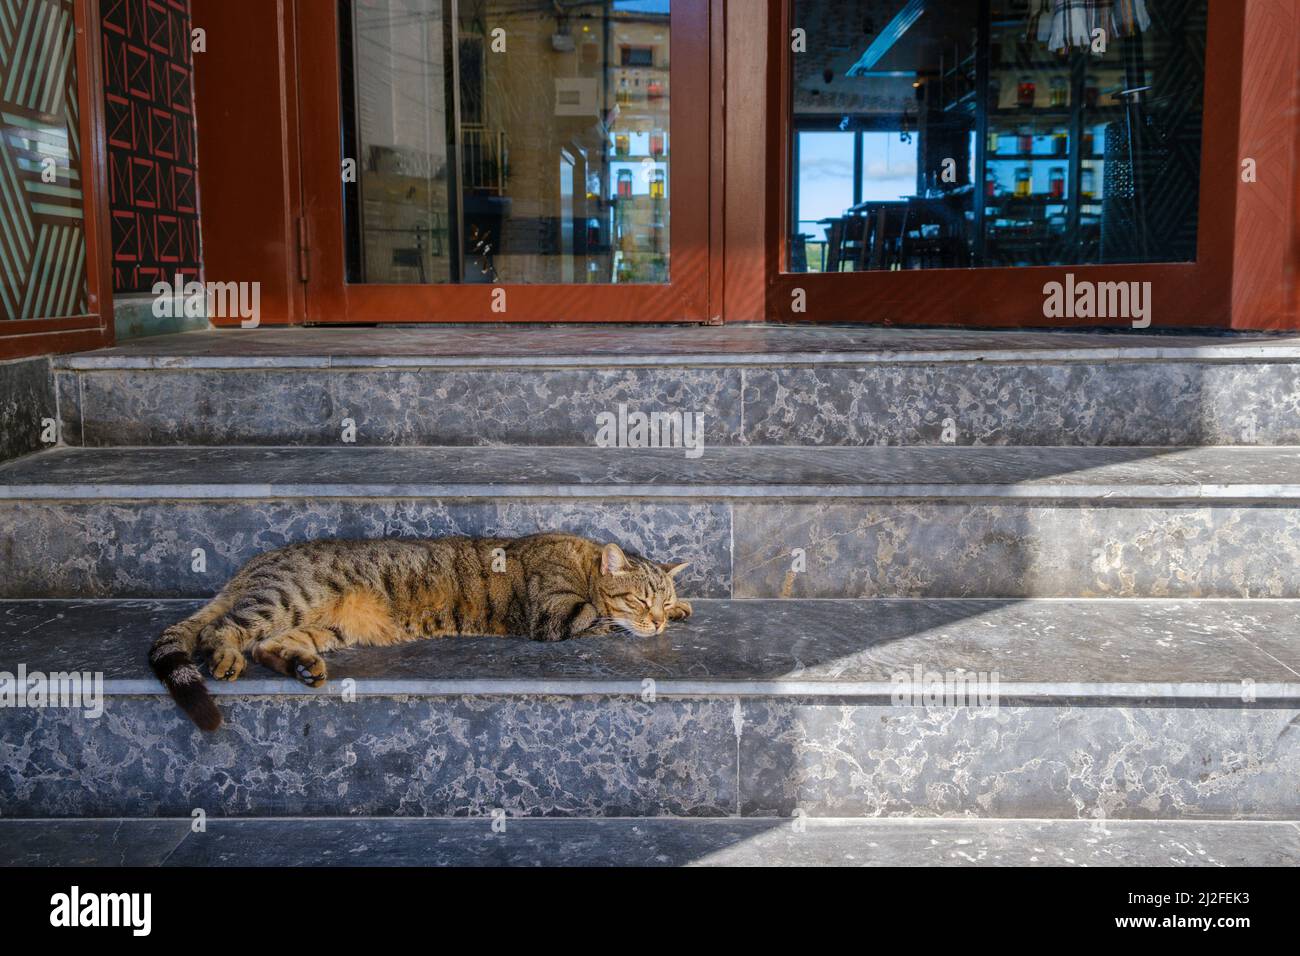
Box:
(786, 0, 1208, 273)
(0, 0, 88, 320)
(342, 0, 671, 285)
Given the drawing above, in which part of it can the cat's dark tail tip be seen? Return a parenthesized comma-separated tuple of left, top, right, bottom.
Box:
(174, 682, 223, 732)
(150, 651, 223, 731)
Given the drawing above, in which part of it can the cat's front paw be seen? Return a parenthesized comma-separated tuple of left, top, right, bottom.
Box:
(572, 621, 616, 638)
(668, 599, 692, 621)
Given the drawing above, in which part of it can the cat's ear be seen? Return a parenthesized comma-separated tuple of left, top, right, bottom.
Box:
(659, 561, 690, 578)
(601, 543, 629, 575)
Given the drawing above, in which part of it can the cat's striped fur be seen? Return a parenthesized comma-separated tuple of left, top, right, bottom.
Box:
(148, 533, 691, 731)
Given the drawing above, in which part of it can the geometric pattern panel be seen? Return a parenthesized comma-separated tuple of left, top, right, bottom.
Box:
(100, 0, 199, 293)
(0, 0, 89, 320)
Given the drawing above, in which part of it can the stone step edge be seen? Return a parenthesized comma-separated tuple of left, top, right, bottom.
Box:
(82, 677, 1296, 702)
(51, 344, 1300, 371)
(4, 483, 1296, 501)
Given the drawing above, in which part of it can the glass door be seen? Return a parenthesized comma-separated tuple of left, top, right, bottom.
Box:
(299, 0, 708, 323)
(0, 0, 112, 357)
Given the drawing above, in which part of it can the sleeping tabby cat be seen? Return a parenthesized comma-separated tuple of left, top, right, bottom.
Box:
(148, 533, 691, 731)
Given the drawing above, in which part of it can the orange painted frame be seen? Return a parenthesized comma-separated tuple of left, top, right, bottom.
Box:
(297, 0, 712, 324)
(759, 0, 1278, 330)
(191, 0, 304, 329)
(0, 0, 114, 359)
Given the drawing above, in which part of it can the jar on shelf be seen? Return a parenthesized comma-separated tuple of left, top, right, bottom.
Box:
(650, 169, 665, 200)
(1050, 76, 1068, 108)
(649, 129, 665, 157)
(1049, 167, 1066, 199)
(614, 133, 630, 157)
(1081, 129, 1096, 156)
(617, 76, 630, 105)
(987, 129, 1000, 154)
(1053, 129, 1068, 156)
(1084, 76, 1100, 109)
(1015, 166, 1032, 198)
(985, 168, 998, 198)
(616, 168, 633, 199)
(1081, 167, 1096, 199)
(1017, 75, 1036, 108)
(1017, 125, 1034, 154)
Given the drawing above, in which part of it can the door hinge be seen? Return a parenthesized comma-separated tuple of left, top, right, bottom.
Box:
(295, 215, 309, 283)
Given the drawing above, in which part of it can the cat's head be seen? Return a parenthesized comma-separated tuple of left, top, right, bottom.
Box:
(593, 542, 688, 637)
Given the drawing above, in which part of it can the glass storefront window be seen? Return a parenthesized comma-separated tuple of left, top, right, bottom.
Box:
(0, 0, 88, 320)
(341, 0, 671, 285)
(787, 0, 1208, 272)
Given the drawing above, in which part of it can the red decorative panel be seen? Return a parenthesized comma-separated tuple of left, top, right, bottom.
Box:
(100, 0, 199, 292)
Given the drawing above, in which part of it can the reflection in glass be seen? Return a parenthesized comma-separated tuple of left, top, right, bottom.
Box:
(341, 0, 670, 285)
(0, 0, 87, 320)
(787, 0, 1207, 273)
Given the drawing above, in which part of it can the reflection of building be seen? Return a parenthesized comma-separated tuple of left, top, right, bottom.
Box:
(350, 0, 670, 286)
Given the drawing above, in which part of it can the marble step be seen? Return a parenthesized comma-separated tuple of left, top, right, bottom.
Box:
(2, 445, 1300, 598)
(1, 598, 1296, 820)
(3, 817, 1298, 867)
(51, 325, 1300, 447)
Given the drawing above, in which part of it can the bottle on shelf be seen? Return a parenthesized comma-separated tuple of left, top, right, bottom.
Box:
(1049, 167, 1065, 199)
(1050, 76, 1068, 108)
(1017, 75, 1036, 108)
(1015, 166, 1032, 198)
(650, 169, 665, 200)
(1084, 76, 1100, 109)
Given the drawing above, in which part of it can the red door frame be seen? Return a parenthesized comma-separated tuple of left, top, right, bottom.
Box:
(758, 0, 1257, 330)
(297, 0, 713, 324)
(192, 0, 1298, 330)
(0, 0, 114, 360)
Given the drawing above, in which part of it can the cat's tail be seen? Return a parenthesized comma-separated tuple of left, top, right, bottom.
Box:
(148, 600, 228, 732)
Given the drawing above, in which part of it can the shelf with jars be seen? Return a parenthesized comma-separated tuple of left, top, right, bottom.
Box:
(971, 5, 1131, 265)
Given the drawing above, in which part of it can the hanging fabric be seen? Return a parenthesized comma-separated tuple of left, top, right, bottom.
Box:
(1046, 0, 1152, 53)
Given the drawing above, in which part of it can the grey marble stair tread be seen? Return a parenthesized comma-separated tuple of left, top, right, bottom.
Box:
(5, 444, 1300, 499)
(3, 816, 1298, 866)
(3, 598, 1296, 699)
(51, 324, 1300, 369)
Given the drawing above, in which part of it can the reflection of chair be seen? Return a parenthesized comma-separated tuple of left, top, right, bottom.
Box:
(790, 233, 809, 272)
(824, 206, 907, 272)
(899, 197, 968, 269)
(864, 204, 906, 270)
(824, 216, 869, 272)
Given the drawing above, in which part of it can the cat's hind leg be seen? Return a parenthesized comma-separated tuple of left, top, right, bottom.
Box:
(251, 626, 343, 687)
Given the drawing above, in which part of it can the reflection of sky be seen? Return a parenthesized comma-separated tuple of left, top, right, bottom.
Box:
(614, 0, 670, 12)
(796, 131, 917, 229)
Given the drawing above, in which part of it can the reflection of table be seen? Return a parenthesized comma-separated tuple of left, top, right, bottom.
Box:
(822, 201, 909, 271)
